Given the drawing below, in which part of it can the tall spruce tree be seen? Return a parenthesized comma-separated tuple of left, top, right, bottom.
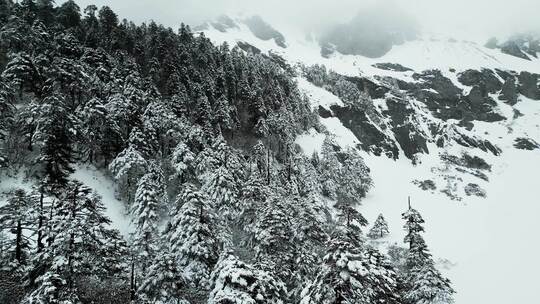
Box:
(300, 231, 401, 304)
(131, 170, 163, 265)
(0, 189, 35, 267)
(165, 185, 219, 288)
(368, 213, 390, 239)
(208, 254, 288, 304)
(25, 181, 127, 304)
(401, 202, 454, 304)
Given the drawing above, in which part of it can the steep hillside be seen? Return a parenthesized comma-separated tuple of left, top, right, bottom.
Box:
(0, 2, 538, 303)
(201, 15, 540, 304)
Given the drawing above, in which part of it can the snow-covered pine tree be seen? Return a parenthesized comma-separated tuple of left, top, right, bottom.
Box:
(131, 170, 163, 266)
(299, 232, 374, 304)
(109, 145, 147, 203)
(77, 97, 122, 164)
(336, 147, 372, 202)
(319, 136, 341, 199)
(170, 141, 196, 184)
(368, 213, 390, 239)
(0, 189, 34, 267)
(202, 165, 239, 221)
(402, 204, 429, 267)
(252, 195, 295, 281)
(166, 185, 219, 288)
(208, 254, 288, 304)
(137, 245, 189, 304)
(0, 78, 13, 142)
(401, 203, 454, 304)
(335, 200, 368, 241)
(288, 195, 328, 299)
(35, 95, 76, 190)
(25, 181, 126, 304)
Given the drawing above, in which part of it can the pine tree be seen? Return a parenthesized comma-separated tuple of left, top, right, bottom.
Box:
(336, 147, 372, 203)
(137, 245, 188, 304)
(202, 165, 238, 220)
(252, 195, 295, 280)
(208, 254, 288, 304)
(170, 141, 196, 184)
(0, 189, 34, 267)
(35, 95, 76, 190)
(166, 185, 219, 287)
(300, 232, 371, 304)
(131, 171, 162, 265)
(401, 203, 454, 304)
(368, 213, 390, 239)
(56, 0, 81, 29)
(335, 200, 368, 241)
(109, 145, 147, 202)
(25, 181, 127, 303)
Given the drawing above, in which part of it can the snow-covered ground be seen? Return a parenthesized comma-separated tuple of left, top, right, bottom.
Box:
(72, 165, 133, 236)
(360, 148, 540, 304)
(0, 166, 132, 237)
(293, 79, 540, 303)
(202, 18, 540, 80)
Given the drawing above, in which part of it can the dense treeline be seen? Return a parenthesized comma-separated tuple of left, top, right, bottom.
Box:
(0, 1, 453, 303)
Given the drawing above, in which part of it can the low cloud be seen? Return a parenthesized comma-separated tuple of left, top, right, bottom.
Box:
(62, 0, 540, 42)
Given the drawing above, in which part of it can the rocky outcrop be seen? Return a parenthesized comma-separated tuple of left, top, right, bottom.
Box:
(464, 183, 487, 197)
(328, 104, 400, 158)
(458, 69, 502, 94)
(404, 70, 504, 122)
(517, 72, 540, 100)
(236, 41, 261, 54)
(244, 16, 286, 48)
(434, 125, 501, 156)
(499, 77, 518, 105)
(413, 179, 437, 191)
(501, 41, 530, 60)
(514, 137, 540, 150)
(385, 98, 429, 160)
(372, 63, 413, 72)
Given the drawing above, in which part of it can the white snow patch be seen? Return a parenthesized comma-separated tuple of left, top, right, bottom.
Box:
(296, 77, 343, 109)
(72, 165, 133, 236)
(295, 128, 325, 156)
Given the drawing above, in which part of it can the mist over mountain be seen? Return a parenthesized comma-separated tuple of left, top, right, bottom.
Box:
(318, 3, 418, 58)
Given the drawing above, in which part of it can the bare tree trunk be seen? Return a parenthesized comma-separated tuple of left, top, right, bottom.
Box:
(15, 220, 22, 263)
(37, 190, 44, 253)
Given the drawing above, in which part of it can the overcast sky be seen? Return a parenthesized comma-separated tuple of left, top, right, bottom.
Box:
(60, 0, 540, 42)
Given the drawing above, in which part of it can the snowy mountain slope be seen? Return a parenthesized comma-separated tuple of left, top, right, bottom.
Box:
(201, 17, 540, 77)
(201, 16, 540, 304)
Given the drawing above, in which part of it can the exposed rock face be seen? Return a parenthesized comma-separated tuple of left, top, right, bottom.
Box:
(500, 77, 518, 105)
(413, 179, 437, 191)
(345, 76, 389, 99)
(492, 34, 540, 59)
(236, 41, 261, 54)
(328, 105, 399, 158)
(458, 69, 502, 94)
(244, 16, 286, 48)
(465, 183, 487, 197)
(403, 70, 504, 122)
(435, 125, 501, 156)
(514, 137, 540, 150)
(517, 71, 540, 100)
(385, 98, 429, 160)
(372, 62, 413, 72)
(501, 41, 530, 60)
